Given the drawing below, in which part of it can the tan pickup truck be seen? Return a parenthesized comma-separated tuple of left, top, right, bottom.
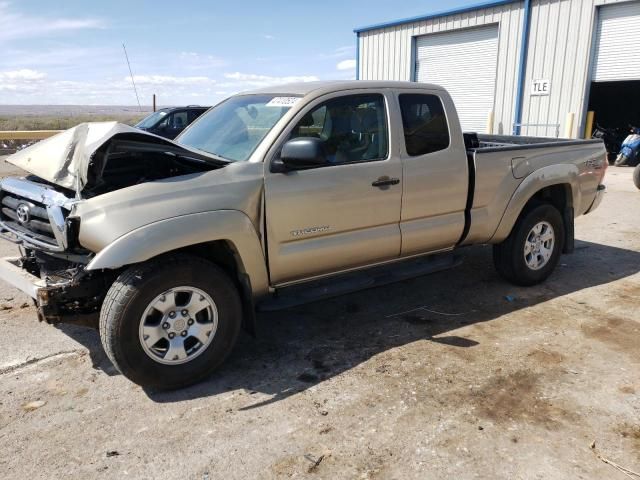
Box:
(0, 81, 607, 388)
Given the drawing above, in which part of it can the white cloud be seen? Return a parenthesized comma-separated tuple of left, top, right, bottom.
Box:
(127, 75, 215, 86)
(0, 71, 219, 105)
(2, 47, 110, 70)
(320, 46, 356, 59)
(0, 69, 47, 92)
(0, 2, 104, 43)
(0, 69, 46, 81)
(263, 34, 275, 40)
(178, 52, 227, 69)
(223, 72, 319, 88)
(336, 59, 356, 71)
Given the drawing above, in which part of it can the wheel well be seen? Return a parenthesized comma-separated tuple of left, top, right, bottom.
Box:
(525, 184, 572, 213)
(179, 240, 242, 280)
(159, 240, 257, 336)
(523, 183, 574, 254)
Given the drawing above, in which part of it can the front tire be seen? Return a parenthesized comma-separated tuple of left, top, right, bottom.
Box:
(615, 154, 629, 166)
(634, 164, 640, 190)
(493, 204, 565, 286)
(99, 254, 242, 389)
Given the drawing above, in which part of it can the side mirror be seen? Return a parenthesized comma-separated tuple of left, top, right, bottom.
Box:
(273, 137, 327, 172)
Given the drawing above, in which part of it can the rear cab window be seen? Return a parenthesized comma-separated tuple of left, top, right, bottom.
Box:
(399, 94, 450, 156)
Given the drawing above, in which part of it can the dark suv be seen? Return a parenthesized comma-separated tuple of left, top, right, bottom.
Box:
(135, 106, 209, 139)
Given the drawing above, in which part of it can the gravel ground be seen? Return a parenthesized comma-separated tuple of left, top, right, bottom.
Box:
(0, 160, 638, 480)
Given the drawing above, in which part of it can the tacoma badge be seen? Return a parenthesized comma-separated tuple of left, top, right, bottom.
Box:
(290, 226, 330, 237)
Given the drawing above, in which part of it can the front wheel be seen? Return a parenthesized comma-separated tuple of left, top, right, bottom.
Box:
(493, 204, 565, 286)
(99, 254, 242, 389)
(634, 164, 640, 190)
(615, 153, 629, 166)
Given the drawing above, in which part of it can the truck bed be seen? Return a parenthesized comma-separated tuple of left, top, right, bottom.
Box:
(471, 133, 603, 152)
(460, 132, 606, 247)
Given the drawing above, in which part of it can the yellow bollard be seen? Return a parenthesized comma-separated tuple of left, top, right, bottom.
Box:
(564, 112, 575, 138)
(584, 111, 595, 139)
(486, 110, 495, 134)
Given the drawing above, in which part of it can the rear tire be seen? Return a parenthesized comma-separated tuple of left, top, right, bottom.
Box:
(634, 164, 640, 190)
(99, 254, 242, 389)
(493, 204, 565, 286)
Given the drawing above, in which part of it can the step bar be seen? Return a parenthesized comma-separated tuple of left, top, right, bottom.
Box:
(258, 252, 461, 311)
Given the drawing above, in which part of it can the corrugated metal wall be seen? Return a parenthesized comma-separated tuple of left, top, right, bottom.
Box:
(521, 0, 630, 138)
(359, 0, 635, 138)
(358, 1, 525, 135)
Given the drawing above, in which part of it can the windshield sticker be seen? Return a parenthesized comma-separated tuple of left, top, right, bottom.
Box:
(266, 97, 300, 108)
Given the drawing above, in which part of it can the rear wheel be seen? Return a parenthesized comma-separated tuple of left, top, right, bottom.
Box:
(634, 164, 640, 190)
(493, 203, 565, 286)
(99, 254, 242, 389)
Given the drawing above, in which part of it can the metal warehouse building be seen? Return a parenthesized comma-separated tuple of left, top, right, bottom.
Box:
(354, 0, 640, 138)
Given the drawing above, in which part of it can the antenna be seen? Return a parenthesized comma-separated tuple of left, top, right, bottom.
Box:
(122, 43, 142, 112)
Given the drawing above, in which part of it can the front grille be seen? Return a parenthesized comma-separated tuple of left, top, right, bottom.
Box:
(1, 194, 53, 235)
(0, 178, 72, 251)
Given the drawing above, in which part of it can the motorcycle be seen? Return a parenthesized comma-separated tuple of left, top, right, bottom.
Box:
(614, 126, 640, 167)
(592, 124, 625, 164)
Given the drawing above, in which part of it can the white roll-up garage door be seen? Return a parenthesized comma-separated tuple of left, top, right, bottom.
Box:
(415, 25, 499, 133)
(592, 1, 640, 82)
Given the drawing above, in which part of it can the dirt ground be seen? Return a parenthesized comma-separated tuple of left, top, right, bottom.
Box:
(0, 159, 638, 480)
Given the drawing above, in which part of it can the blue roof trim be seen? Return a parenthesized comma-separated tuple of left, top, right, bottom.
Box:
(355, 33, 360, 80)
(353, 0, 518, 33)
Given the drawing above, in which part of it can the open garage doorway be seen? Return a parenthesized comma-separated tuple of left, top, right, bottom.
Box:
(587, 2, 640, 162)
(588, 81, 640, 130)
(587, 80, 640, 162)
(587, 80, 640, 164)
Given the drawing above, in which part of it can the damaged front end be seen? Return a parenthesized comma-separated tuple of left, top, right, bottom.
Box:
(0, 122, 224, 327)
(0, 177, 111, 327)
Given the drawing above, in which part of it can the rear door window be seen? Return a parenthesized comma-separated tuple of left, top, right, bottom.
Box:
(188, 109, 206, 123)
(399, 94, 450, 156)
(170, 111, 188, 130)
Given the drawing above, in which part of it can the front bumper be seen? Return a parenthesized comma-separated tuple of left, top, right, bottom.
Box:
(586, 184, 606, 214)
(0, 256, 45, 299)
(0, 255, 102, 327)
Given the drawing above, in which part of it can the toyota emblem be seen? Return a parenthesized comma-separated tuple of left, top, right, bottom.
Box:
(16, 203, 31, 224)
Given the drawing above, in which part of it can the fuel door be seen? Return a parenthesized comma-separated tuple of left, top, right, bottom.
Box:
(511, 156, 533, 179)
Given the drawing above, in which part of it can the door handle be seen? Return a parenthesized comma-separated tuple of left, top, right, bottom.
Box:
(372, 177, 400, 187)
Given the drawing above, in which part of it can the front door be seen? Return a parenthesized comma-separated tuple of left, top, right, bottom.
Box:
(264, 92, 402, 285)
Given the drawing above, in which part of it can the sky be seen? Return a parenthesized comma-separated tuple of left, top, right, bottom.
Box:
(0, 0, 477, 106)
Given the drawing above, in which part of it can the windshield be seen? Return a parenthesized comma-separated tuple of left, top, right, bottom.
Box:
(177, 94, 299, 162)
(136, 110, 168, 129)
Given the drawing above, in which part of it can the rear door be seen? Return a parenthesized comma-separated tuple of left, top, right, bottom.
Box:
(396, 91, 469, 255)
(264, 91, 403, 285)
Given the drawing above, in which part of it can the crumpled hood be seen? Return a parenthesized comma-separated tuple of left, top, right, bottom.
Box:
(5, 121, 213, 193)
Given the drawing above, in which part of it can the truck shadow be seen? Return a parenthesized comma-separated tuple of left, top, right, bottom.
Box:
(60, 239, 640, 404)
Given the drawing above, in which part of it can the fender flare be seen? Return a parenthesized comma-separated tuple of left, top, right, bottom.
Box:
(490, 163, 581, 243)
(86, 210, 270, 298)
